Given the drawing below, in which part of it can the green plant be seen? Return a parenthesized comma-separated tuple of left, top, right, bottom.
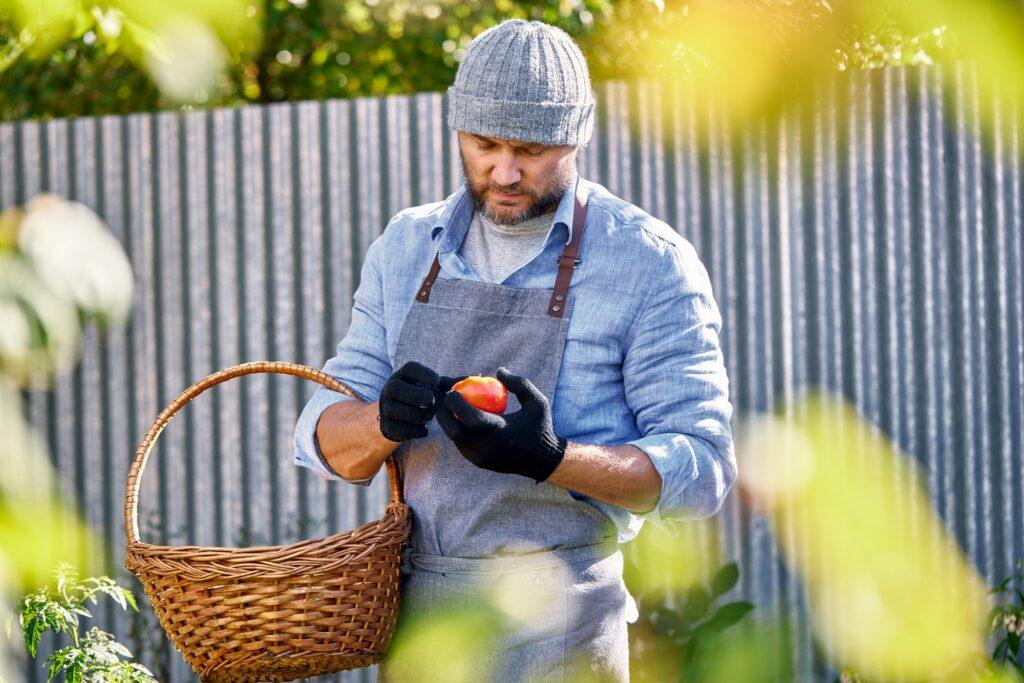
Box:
(629, 561, 756, 680)
(989, 560, 1024, 677)
(14, 564, 155, 683)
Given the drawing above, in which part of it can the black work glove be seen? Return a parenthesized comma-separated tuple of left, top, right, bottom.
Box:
(378, 361, 465, 442)
(435, 367, 567, 483)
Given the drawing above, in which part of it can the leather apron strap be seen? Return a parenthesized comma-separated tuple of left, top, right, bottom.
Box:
(415, 183, 588, 317)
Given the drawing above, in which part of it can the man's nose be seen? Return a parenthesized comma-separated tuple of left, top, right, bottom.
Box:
(491, 151, 521, 188)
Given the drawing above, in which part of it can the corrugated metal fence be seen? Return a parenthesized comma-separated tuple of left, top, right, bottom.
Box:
(2, 64, 1021, 681)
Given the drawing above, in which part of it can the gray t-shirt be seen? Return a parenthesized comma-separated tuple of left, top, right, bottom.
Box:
(458, 208, 555, 284)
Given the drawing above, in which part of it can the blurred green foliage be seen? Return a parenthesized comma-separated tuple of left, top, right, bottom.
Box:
(1, 192, 131, 679)
(0, 0, 971, 122)
(627, 560, 763, 682)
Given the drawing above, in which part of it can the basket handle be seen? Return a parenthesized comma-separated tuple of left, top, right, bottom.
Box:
(124, 361, 403, 546)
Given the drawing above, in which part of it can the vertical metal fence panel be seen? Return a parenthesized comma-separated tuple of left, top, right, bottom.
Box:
(3, 65, 1022, 681)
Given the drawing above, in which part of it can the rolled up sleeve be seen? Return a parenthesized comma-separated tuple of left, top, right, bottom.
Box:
(293, 232, 394, 485)
(623, 239, 736, 531)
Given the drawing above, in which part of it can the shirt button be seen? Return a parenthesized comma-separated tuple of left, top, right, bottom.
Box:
(555, 294, 564, 301)
(552, 305, 561, 312)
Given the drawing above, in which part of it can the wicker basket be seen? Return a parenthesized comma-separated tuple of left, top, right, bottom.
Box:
(124, 361, 411, 682)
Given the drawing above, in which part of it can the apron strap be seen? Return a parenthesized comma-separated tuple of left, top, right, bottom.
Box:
(548, 188, 588, 318)
(415, 182, 589, 316)
(415, 252, 442, 303)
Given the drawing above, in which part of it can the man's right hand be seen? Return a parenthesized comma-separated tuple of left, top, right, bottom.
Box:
(378, 361, 465, 442)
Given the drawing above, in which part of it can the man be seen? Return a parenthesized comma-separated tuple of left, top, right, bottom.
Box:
(293, 18, 735, 682)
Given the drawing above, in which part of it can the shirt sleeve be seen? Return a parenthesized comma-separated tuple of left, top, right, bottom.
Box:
(293, 230, 393, 486)
(622, 238, 736, 532)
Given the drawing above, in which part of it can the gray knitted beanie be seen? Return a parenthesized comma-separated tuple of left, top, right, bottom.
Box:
(447, 19, 595, 147)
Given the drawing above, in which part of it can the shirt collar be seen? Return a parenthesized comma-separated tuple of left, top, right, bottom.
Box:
(430, 170, 582, 251)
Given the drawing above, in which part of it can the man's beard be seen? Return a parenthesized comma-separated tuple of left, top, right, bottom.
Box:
(460, 152, 574, 226)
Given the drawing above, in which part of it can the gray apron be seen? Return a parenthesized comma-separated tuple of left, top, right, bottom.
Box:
(377, 180, 635, 682)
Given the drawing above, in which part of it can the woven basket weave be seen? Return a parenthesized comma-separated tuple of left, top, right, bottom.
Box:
(124, 361, 411, 682)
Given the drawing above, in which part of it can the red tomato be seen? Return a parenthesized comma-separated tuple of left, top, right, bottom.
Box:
(451, 376, 508, 414)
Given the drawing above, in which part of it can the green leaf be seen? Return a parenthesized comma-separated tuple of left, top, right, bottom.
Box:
(992, 639, 1007, 661)
(91, 579, 131, 610)
(694, 601, 755, 641)
(53, 605, 78, 631)
(24, 616, 43, 657)
(42, 613, 59, 633)
(66, 662, 83, 683)
(680, 585, 711, 624)
(710, 562, 740, 598)
(133, 662, 155, 676)
(55, 563, 77, 589)
(1009, 631, 1021, 654)
(47, 656, 62, 682)
(109, 640, 132, 658)
(45, 647, 76, 683)
(122, 589, 138, 611)
(993, 576, 1014, 592)
(115, 662, 155, 683)
(988, 605, 1005, 629)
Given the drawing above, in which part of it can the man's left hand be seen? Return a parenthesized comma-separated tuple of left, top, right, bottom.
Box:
(436, 367, 567, 483)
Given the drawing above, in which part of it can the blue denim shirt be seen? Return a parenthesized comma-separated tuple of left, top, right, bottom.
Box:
(293, 171, 736, 544)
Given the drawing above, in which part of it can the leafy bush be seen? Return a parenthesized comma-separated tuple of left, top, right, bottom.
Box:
(14, 565, 155, 683)
(0, 0, 967, 121)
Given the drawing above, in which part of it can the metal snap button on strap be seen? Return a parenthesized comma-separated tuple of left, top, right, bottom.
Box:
(555, 257, 582, 269)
